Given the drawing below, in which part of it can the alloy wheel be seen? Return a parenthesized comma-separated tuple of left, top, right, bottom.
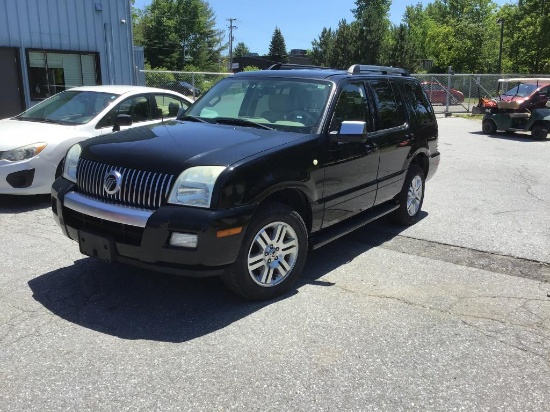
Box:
(247, 221, 299, 287)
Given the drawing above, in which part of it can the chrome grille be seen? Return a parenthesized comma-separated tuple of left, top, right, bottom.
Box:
(76, 159, 174, 210)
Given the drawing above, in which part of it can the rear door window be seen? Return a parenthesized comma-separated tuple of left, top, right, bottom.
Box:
(368, 80, 400, 130)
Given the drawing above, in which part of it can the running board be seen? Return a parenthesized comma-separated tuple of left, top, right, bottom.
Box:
(310, 202, 399, 250)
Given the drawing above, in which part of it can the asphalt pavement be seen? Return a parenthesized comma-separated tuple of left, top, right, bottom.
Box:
(0, 116, 549, 411)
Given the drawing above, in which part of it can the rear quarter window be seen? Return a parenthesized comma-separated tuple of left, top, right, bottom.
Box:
(401, 81, 435, 123)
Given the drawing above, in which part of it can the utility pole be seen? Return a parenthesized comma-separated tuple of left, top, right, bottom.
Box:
(497, 18, 504, 74)
(227, 18, 237, 72)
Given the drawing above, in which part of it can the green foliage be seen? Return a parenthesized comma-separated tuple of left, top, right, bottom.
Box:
(505, 0, 550, 73)
(243, 66, 260, 71)
(307, 0, 550, 74)
(310, 28, 335, 67)
(352, 0, 391, 65)
(143, 62, 176, 87)
(421, 0, 499, 73)
(383, 24, 419, 73)
(133, 0, 549, 75)
(234, 42, 250, 58)
(135, 0, 226, 71)
(268, 27, 288, 63)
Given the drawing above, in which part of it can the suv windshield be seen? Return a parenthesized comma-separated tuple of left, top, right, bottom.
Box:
(16, 90, 120, 125)
(185, 77, 333, 133)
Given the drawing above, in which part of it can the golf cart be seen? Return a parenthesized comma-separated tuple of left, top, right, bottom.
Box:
(476, 78, 550, 140)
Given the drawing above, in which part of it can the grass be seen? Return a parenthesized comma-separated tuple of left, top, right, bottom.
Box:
(453, 113, 483, 121)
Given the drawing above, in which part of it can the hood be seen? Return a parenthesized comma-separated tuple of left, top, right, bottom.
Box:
(80, 120, 310, 174)
(0, 118, 78, 151)
(499, 95, 526, 103)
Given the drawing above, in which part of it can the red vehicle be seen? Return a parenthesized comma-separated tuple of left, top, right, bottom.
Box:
(498, 78, 550, 110)
(473, 78, 550, 115)
(421, 81, 464, 104)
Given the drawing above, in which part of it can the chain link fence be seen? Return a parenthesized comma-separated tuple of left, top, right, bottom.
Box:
(139, 70, 232, 100)
(140, 69, 550, 113)
(412, 73, 550, 114)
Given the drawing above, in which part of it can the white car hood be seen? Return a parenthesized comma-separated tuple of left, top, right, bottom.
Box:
(0, 118, 80, 150)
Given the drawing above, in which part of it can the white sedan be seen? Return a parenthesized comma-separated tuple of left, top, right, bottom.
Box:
(0, 85, 192, 195)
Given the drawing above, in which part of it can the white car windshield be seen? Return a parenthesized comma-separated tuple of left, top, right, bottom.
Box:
(185, 77, 333, 133)
(16, 90, 120, 125)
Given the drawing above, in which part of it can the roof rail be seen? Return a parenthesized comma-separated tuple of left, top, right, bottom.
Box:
(348, 64, 410, 76)
(267, 63, 332, 71)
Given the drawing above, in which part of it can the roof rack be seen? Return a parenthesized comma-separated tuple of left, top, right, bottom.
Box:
(266, 63, 333, 70)
(347, 64, 410, 76)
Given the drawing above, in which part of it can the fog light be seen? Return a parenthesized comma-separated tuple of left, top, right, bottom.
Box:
(169, 232, 198, 248)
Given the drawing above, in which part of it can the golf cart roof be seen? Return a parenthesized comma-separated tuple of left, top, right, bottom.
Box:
(498, 78, 550, 83)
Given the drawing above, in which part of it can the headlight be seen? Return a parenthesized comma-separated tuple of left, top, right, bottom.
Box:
(0, 143, 47, 161)
(62, 144, 82, 183)
(168, 166, 226, 208)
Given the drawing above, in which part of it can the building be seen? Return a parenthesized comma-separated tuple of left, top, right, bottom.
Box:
(233, 52, 312, 72)
(0, 0, 139, 118)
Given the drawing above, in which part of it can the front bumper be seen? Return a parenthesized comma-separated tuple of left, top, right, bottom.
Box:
(0, 157, 56, 195)
(51, 178, 257, 277)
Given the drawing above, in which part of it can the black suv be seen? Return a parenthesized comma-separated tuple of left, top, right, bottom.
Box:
(52, 64, 440, 300)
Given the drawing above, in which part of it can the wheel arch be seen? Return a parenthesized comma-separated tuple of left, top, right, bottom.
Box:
(408, 150, 429, 179)
(529, 119, 550, 130)
(256, 188, 312, 234)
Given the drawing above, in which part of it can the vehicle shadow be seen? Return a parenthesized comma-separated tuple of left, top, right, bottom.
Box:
(28, 217, 414, 343)
(470, 130, 546, 142)
(0, 194, 51, 213)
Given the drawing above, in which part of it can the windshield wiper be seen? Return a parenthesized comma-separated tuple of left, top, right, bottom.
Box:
(16, 117, 71, 125)
(41, 118, 66, 124)
(213, 117, 273, 130)
(180, 115, 207, 123)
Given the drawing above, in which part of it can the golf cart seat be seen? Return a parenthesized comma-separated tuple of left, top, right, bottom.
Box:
(497, 100, 521, 110)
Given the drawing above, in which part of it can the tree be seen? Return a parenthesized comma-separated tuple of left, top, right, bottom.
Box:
(234, 42, 250, 58)
(330, 20, 363, 68)
(310, 28, 335, 67)
(426, 0, 501, 73)
(506, 0, 550, 73)
(138, 0, 226, 71)
(383, 24, 419, 72)
(268, 27, 288, 63)
(352, 0, 392, 64)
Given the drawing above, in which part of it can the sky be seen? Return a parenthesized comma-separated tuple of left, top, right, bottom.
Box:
(133, 0, 508, 56)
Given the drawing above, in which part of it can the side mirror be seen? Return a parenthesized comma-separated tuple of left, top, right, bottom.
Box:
(112, 114, 133, 132)
(330, 121, 368, 143)
(176, 107, 187, 119)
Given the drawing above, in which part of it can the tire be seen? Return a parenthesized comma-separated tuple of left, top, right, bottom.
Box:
(392, 164, 425, 226)
(531, 124, 548, 140)
(222, 202, 308, 300)
(482, 119, 497, 134)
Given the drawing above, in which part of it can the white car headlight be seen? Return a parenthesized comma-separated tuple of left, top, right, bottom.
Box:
(62, 144, 82, 183)
(0, 143, 47, 161)
(168, 166, 226, 208)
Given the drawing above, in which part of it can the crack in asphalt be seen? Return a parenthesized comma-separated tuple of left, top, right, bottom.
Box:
(356, 231, 550, 284)
(516, 165, 545, 203)
(330, 285, 550, 366)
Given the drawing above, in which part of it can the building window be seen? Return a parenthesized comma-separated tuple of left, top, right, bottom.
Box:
(27, 50, 100, 100)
